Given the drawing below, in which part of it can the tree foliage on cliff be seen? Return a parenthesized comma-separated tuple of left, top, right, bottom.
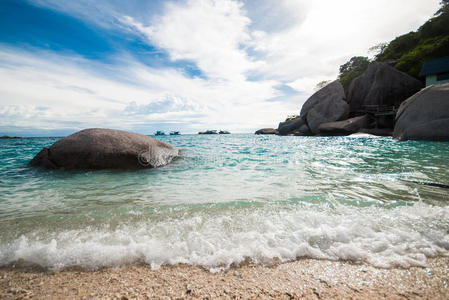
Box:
(374, 2, 449, 77)
(338, 56, 370, 90)
(337, 2, 449, 90)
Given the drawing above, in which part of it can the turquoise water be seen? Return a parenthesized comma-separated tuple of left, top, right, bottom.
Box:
(0, 134, 448, 270)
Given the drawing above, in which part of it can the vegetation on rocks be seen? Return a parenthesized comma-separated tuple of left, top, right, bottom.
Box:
(376, 3, 449, 77)
(338, 56, 370, 91)
(338, 1, 449, 89)
(285, 115, 299, 122)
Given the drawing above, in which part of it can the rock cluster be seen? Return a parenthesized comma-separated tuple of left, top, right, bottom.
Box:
(256, 62, 442, 140)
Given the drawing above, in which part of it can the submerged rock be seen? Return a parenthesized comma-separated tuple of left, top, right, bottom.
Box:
(318, 115, 370, 136)
(347, 62, 422, 114)
(29, 128, 179, 169)
(393, 83, 449, 141)
(300, 81, 349, 134)
(255, 128, 278, 135)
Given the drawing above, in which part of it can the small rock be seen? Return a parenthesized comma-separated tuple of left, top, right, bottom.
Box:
(255, 128, 278, 135)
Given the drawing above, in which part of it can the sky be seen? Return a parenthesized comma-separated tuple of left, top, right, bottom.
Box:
(0, 0, 441, 136)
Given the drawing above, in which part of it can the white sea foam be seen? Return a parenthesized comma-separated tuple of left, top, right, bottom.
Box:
(348, 133, 380, 138)
(1, 201, 448, 271)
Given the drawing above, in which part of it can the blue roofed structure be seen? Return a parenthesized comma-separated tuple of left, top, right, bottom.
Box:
(419, 56, 449, 86)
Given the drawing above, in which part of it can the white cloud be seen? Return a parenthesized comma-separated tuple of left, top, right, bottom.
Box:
(0, 47, 293, 135)
(123, 0, 439, 96)
(122, 0, 260, 81)
(249, 0, 440, 93)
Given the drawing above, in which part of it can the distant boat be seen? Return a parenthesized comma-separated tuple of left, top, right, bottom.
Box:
(155, 131, 166, 136)
(170, 131, 180, 136)
(198, 130, 218, 134)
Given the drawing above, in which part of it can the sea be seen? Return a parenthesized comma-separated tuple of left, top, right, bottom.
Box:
(0, 134, 448, 271)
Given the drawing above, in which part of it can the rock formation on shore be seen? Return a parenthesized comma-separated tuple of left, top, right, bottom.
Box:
(29, 128, 179, 170)
(299, 80, 349, 134)
(278, 81, 349, 135)
(276, 81, 349, 136)
(318, 115, 370, 136)
(347, 62, 423, 115)
(277, 117, 309, 136)
(262, 62, 428, 138)
(393, 83, 449, 141)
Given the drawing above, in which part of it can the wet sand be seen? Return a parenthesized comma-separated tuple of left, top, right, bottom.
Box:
(1, 257, 448, 299)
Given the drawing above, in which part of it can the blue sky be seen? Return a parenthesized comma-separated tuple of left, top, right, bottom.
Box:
(0, 0, 440, 136)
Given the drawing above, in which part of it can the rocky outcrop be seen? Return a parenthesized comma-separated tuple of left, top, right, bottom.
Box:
(219, 130, 230, 134)
(255, 128, 278, 135)
(291, 123, 312, 136)
(277, 117, 307, 135)
(347, 62, 423, 114)
(393, 83, 449, 141)
(318, 115, 370, 136)
(300, 81, 349, 134)
(272, 63, 424, 137)
(29, 128, 179, 169)
(276, 81, 349, 136)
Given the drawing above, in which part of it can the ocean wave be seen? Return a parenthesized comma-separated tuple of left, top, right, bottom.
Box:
(1, 201, 448, 271)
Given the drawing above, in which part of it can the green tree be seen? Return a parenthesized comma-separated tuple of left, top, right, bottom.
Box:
(338, 56, 370, 90)
(314, 80, 332, 92)
(369, 42, 388, 59)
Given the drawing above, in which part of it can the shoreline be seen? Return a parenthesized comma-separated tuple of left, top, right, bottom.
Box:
(1, 257, 448, 299)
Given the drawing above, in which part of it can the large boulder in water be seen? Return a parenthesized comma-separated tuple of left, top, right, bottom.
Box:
(300, 80, 349, 134)
(347, 62, 423, 114)
(29, 128, 179, 169)
(318, 114, 370, 136)
(393, 83, 449, 141)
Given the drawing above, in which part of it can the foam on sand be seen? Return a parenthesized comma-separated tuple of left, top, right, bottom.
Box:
(1, 200, 448, 271)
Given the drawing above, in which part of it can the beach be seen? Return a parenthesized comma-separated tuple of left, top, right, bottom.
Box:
(1, 257, 449, 299)
(2, 0, 449, 298)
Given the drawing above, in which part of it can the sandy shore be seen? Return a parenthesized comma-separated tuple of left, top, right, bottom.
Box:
(1, 257, 448, 299)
